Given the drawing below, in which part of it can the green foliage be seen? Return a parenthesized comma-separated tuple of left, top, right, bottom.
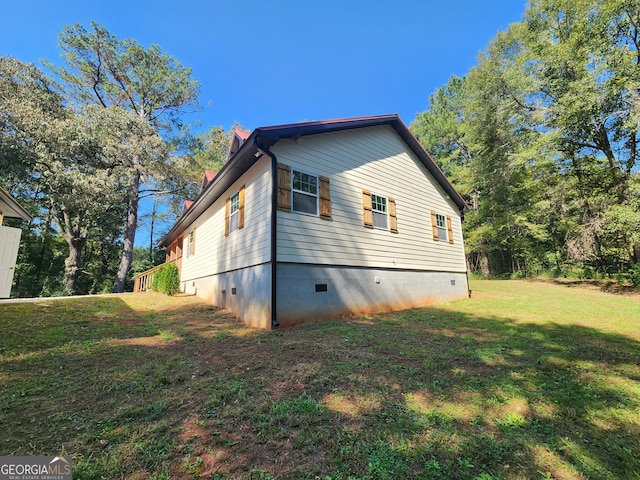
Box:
(412, 0, 640, 280)
(151, 263, 180, 295)
(0, 22, 201, 297)
(130, 247, 165, 277)
(627, 263, 640, 287)
(168, 123, 246, 218)
(51, 22, 200, 293)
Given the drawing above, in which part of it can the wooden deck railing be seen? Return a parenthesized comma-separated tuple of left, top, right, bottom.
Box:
(132, 260, 177, 293)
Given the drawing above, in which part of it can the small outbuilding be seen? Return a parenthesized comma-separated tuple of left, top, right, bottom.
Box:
(0, 186, 32, 298)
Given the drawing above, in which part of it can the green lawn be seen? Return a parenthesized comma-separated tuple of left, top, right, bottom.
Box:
(1, 280, 639, 479)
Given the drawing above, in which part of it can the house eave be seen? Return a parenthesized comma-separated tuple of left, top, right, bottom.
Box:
(159, 133, 264, 248)
(0, 186, 32, 222)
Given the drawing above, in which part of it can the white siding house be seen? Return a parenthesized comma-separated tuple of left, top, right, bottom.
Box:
(159, 115, 469, 328)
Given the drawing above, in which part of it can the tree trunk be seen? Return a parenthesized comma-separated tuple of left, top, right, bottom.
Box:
(65, 237, 86, 295)
(479, 249, 490, 277)
(113, 165, 141, 293)
(466, 254, 473, 274)
(149, 194, 157, 264)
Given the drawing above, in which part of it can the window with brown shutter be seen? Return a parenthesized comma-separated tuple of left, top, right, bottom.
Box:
(238, 185, 245, 229)
(430, 210, 439, 240)
(389, 197, 398, 233)
(430, 210, 454, 243)
(364, 190, 396, 232)
(277, 163, 291, 211)
(224, 197, 230, 237)
(279, 163, 330, 218)
(319, 176, 331, 220)
(362, 189, 373, 228)
(225, 187, 244, 237)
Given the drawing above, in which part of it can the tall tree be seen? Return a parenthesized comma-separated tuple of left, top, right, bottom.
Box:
(1, 57, 140, 294)
(493, 0, 640, 270)
(52, 22, 200, 292)
(413, 0, 640, 278)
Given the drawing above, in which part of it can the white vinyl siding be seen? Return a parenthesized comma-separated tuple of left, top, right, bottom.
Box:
(273, 125, 466, 273)
(180, 155, 271, 282)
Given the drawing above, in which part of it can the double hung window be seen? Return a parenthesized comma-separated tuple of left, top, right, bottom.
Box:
(436, 213, 448, 242)
(292, 170, 318, 215)
(371, 193, 388, 230)
(225, 185, 245, 237)
(430, 210, 453, 243)
(362, 189, 397, 233)
(229, 192, 239, 233)
(187, 230, 196, 257)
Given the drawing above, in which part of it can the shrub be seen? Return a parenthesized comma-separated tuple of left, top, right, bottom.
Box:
(151, 263, 180, 295)
(627, 263, 640, 288)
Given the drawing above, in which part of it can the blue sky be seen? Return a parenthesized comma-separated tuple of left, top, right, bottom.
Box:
(1, 0, 527, 246)
(1, 0, 526, 131)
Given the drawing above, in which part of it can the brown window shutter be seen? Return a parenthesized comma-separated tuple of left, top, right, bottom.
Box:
(430, 210, 438, 241)
(224, 197, 230, 237)
(446, 215, 454, 244)
(277, 163, 291, 211)
(362, 189, 373, 228)
(238, 185, 245, 229)
(389, 197, 398, 233)
(319, 176, 331, 219)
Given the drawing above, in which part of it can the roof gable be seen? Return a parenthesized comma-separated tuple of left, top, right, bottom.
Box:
(160, 114, 468, 248)
(227, 128, 251, 160)
(253, 114, 468, 213)
(201, 170, 217, 191)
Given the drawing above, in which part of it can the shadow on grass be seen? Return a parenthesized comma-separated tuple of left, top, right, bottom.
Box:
(1, 295, 639, 479)
(549, 278, 640, 295)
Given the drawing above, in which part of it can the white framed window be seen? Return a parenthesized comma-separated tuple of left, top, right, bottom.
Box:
(229, 192, 239, 233)
(187, 229, 196, 257)
(371, 193, 388, 230)
(436, 213, 448, 242)
(291, 169, 318, 216)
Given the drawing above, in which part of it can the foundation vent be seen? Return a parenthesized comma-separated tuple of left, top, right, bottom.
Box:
(315, 283, 328, 292)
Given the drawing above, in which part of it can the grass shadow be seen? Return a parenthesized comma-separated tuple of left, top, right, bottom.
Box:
(1, 291, 639, 479)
